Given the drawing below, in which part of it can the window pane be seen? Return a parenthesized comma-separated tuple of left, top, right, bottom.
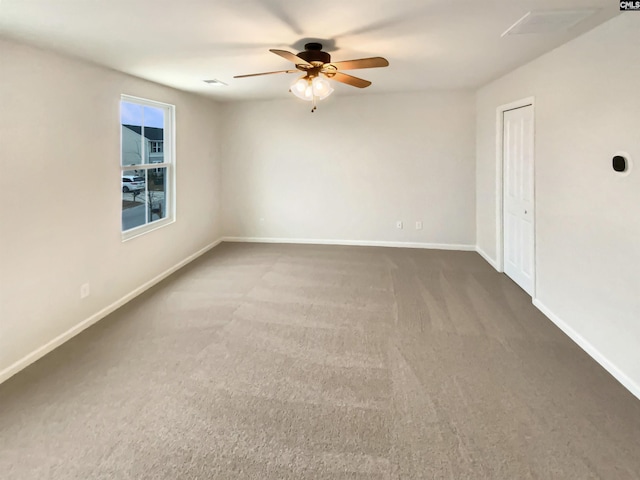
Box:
(148, 167, 167, 222)
(121, 100, 144, 125)
(121, 101, 144, 166)
(121, 103, 165, 167)
(143, 106, 165, 166)
(122, 172, 147, 231)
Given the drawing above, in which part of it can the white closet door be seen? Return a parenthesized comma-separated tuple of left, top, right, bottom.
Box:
(503, 105, 535, 295)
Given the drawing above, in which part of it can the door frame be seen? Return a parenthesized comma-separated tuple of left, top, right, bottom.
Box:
(495, 97, 536, 296)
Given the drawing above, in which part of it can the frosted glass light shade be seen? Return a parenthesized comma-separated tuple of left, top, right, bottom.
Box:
(291, 77, 313, 101)
(312, 76, 334, 100)
(290, 76, 334, 101)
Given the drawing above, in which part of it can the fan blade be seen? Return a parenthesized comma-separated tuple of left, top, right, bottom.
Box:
(329, 57, 389, 70)
(330, 72, 372, 88)
(234, 69, 298, 78)
(270, 49, 311, 66)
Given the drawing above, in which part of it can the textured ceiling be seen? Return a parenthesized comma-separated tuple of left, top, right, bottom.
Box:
(0, 0, 618, 101)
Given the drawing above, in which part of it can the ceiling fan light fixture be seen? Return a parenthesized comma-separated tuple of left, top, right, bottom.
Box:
(290, 76, 334, 103)
(236, 43, 388, 111)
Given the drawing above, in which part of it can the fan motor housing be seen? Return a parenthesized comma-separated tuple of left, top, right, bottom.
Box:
(298, 42, 331, 65)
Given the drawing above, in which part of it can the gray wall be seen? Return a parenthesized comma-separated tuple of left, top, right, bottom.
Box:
(0, 39, 223, 378)
(476, 14, 640, 395)
(221, 91, 476, 248)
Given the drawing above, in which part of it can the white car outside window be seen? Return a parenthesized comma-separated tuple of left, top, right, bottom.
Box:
(122, 175, 145, 193)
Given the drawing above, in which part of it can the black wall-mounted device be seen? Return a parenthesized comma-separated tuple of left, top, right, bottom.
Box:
(612, 155, 627, 172)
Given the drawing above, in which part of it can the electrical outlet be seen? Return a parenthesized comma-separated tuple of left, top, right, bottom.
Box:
(415, 221, 423, 230)
(396, 221, 403, 229)
(80, 283, 90, 299)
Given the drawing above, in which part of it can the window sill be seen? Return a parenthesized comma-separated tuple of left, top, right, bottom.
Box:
(121, 217, 175, 242)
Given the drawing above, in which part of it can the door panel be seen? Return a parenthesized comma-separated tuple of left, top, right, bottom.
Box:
(503, 105, 534, 295)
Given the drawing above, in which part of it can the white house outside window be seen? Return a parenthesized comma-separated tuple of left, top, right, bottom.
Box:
(120, 95, 175, 239)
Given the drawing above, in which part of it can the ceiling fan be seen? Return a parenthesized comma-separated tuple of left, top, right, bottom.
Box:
(234, 42, 389, 112)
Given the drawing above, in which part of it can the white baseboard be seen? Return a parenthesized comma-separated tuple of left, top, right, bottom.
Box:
(222, 236, 476, 251)
(533, 298, 640, 402)
(0, 238, 224, 385)
(476, 246, 501, 271)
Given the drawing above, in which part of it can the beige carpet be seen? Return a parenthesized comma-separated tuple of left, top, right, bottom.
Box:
(1, 242, 639, 479)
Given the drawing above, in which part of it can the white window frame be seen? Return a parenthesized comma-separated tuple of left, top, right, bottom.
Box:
(120, 94, 176, 241)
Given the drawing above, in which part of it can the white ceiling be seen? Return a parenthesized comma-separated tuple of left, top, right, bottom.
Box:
(0, 0, 618, 101)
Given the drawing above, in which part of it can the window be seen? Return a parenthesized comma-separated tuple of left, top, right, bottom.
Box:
(120, 95, 174, 239)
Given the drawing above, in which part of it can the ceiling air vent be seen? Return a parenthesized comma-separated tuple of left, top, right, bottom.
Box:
(203, 79, 228, 86)
(501, 9, 597, 37)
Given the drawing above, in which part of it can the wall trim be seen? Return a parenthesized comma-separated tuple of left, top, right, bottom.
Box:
(0, 238, 224, 385)
(533, 298, 640, 402)
(222, 236, 476, 251)
(476, 246, 501, 271)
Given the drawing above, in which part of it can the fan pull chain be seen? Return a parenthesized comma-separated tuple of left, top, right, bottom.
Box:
(311, 95, 317, 113)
